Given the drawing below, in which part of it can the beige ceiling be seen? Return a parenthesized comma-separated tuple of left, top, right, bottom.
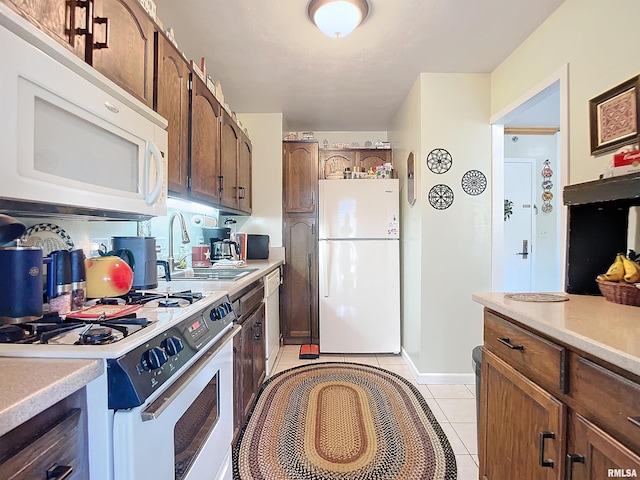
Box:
(153, 0, 565, 131)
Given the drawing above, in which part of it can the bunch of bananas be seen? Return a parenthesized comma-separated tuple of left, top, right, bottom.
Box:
(598, 252, 640, 283)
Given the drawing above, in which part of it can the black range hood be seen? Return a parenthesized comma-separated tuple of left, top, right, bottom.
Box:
(563, 171, 640, 206)
(563, 172, 640, 295)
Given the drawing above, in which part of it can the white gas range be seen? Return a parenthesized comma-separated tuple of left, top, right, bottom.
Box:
(0, 288, 237, 480)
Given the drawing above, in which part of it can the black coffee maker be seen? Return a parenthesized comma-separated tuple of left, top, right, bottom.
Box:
(206, 227, 239, 262)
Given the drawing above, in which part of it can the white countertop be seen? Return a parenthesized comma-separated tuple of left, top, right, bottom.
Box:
(157, 255, 284, 297)
(0, 357, 104, 436)
(472, 293, 640, 377)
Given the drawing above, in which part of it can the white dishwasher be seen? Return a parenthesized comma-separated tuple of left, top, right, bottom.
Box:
(264, 267, 281, 376)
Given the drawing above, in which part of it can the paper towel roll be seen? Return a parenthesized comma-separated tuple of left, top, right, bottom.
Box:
(191, 215, 217, 228)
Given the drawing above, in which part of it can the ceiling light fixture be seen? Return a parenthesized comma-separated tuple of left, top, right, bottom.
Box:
(308, 0, 369, 39)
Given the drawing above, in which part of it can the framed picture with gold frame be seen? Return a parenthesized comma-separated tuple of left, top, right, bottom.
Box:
(589, 75, 640, 155)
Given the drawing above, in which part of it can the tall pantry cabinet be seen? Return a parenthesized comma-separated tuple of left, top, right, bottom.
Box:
(281, 141, 319, 345)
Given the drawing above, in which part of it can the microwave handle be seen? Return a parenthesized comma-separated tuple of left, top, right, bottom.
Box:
(145, 140, 164, 205)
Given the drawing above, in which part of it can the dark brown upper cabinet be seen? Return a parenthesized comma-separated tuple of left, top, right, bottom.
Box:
(154, 32, 190, 195)
(189, 73, 222, 205)
(89, 0, 155, 108)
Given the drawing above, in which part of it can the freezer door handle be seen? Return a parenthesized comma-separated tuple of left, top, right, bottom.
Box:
(320, 241, 329, 297)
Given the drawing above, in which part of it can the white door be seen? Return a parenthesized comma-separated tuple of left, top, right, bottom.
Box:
(504, 159, 536, 292)
(319, 239, 400, 353)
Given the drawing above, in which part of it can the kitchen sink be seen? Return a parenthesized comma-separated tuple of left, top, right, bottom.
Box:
(170, 267, 259, 281)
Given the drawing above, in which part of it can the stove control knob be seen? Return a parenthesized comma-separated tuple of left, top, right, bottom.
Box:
(141, 347, 168, 371)
(162, 337, 184, 356)
(211, 305, 225, 321)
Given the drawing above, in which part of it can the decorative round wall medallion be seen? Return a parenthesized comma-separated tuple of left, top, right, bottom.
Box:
(428, 184, 454, 210)
(426, 148, 453, 174)
(461, 169, 487, 195)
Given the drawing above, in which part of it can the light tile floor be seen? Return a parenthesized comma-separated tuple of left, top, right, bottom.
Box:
(271, 345, 479, 480)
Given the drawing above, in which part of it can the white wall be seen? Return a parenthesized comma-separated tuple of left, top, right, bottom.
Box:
(504, 134, 561, 291)
(388, 77, 423, 358)
(491, 0, 640, 184)
(389, 73, 492, 377)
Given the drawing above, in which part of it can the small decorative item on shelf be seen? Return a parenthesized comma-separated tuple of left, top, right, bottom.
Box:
(199, 57, 206, 77)
(301, 131, 315, 140)
(137, 0, 156, 19)
(165, 27, 177, 48)
(189, 60, 204, 81)
(375, 163, 393, 179)
(284, 132, 298, 141)
(206, 76, 215, 95)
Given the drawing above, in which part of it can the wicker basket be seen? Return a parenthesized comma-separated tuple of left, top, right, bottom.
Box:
(596, 278, 640, 306)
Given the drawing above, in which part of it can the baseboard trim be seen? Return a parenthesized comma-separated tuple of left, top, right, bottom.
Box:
(401, 348, 476, 385)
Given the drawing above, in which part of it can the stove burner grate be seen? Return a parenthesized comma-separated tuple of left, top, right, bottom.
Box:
(2, 314, 151, 345)
(126, 290, 203, 306)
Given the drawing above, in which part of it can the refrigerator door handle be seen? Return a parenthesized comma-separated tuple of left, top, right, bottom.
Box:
(320, 241, 329, 297)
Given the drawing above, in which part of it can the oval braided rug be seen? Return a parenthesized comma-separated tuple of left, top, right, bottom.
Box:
(233, 362, 457, 479)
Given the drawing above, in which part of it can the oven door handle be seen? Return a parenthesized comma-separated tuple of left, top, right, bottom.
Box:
(140, 331, 231, 421)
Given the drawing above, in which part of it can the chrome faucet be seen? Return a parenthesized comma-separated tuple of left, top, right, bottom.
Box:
(168, 211, 190, 272)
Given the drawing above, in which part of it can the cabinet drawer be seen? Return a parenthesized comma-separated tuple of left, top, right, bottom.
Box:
(0, 408, 82, 480)
(571, 353, 640, 454)
(484, 311, 567, 393)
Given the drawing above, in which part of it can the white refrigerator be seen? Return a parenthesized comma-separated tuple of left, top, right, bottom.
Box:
(318, 179, 400, 353)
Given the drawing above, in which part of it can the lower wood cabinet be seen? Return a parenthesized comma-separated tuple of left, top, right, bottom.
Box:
(480, 350, 565, 480)
(480, 309, 640, 480)
(232, 282, 266, 446)
(0, 389, 88, 480)
(568, 411, 640, 480)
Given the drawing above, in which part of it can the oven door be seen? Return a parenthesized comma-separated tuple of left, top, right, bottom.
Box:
(112, 337, 233, 480)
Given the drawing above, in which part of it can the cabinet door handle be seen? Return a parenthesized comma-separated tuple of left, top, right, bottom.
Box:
(628, 416, 640, 429)
(46, 464, 73, 480)
(498, 337, 524, 350)
(218, 175, 224, 193)
(566, 453, 585, 480)
(74, 0, 94, 36)
(538, 431, 555, 468)
(93, 16, 109, 49)
(254, 322, 262, 340)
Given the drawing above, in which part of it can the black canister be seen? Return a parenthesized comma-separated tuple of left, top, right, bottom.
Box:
(46, 249, 72, 315)
(0, 247, 44, 323)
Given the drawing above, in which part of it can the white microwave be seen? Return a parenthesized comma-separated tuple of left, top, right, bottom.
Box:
(0, 18, 167, 219)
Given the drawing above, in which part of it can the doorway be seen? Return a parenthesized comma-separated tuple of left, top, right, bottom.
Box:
(503, 159, 536, 292)
(490, 65, 569, 293)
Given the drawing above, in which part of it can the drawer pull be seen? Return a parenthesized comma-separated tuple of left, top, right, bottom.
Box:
(498, 337, 524, 350)
(46, 464, 73, 480)
(538, 431, 555, 468)
(628, 416, 640, 429)
(566, 454, 585, 480)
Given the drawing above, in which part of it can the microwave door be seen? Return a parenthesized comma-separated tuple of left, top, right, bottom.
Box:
(1, 24, 167, 217)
